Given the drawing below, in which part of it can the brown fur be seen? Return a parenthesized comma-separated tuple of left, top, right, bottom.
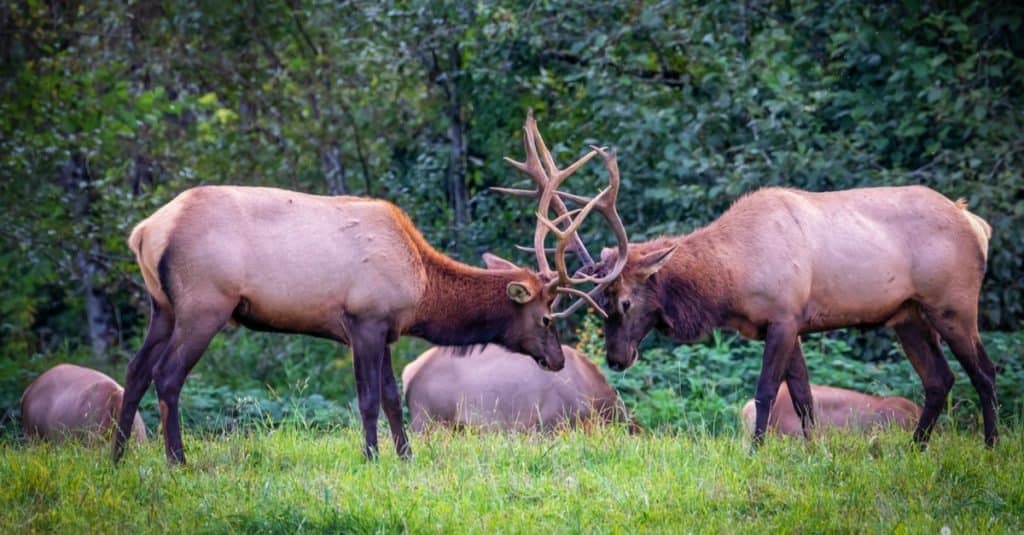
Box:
(402, 345, 635, 433)
(740, 384, 922, 437)
(116, 186, 565, 465)
(598, 185, 998, 447)
(21, 364, 147, 445)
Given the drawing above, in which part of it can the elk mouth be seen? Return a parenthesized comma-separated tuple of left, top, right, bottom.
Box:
(608, 346, 639, 372)
(532, 354, 563, 372)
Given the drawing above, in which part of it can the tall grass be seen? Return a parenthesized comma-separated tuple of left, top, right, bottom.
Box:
(2, 425, 1021, 533)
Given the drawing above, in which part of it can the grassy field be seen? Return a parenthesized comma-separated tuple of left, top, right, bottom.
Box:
(1, 425, 1021, 534)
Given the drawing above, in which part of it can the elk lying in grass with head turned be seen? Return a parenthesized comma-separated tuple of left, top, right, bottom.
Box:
(562, 185, 996, 447)
(22, 364, 147, 445)
(403, 340, 635, 433)
(740, 383, 922, 437)
(114, 113, 613, 465)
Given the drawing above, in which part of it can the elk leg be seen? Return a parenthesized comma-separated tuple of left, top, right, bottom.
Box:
(893, 313, 954, 447)
(379, 347, 411, 459)
(152, 306, 229, 465)
(924, 307, 998, 446)
(114, 295, 173, 463)
(346, 315, 390, 460)
(784, 340, 815, 439)
(752, 321, 799, 446)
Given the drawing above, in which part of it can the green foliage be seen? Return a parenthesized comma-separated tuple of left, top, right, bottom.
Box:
(1, 0, 1022, 435)
(2, 427, 1023, 532)
(576, 315, 1024, 434)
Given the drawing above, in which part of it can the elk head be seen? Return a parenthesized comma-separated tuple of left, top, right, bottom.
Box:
(483, 252, 565, 371)
(592, 245, 677, 371)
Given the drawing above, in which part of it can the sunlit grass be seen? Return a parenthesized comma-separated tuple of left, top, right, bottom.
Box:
(1, 425, 1021, 533)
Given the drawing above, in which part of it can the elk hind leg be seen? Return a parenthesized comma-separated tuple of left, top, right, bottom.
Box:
(152, 302, 231, 464)
(893, 312, 954, 447)
(924, 306, 998, 446)
(114, 295, 173, 463)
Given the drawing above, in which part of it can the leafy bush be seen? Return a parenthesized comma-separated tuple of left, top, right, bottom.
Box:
(576, 315, 1024, 435)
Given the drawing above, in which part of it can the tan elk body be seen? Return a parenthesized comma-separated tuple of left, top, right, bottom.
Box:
(740, 384, 922, 437)
(578, 185, 998, 447)
(22, 364, 147, 445)
(403, 344, 633, 432)
(115, 113, 624, 465)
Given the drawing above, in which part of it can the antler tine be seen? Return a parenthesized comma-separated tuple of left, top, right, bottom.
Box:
(554, 286, 608, 318)
(489, 186, 538, 198)
(578, 146, 629, 286)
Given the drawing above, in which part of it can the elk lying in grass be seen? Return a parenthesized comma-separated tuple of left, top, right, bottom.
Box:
(403, 343, 635, 433)
(557, 185, 995, 447)
(22, 364, 147, 445)
(740, 383, 922, 437)
(115, 113, 623, 465)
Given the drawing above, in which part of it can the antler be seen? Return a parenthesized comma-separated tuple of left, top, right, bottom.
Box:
(495, 110, 597, 276)
(496, 111, 630, 318)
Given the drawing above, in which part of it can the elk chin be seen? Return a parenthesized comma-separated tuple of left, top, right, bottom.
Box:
(541, 345, 565, 372)
(606, 345, 639, 372)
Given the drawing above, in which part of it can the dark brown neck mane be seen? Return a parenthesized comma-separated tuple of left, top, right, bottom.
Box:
(642, 233, 732, 343)
(406, 247, 526, 348)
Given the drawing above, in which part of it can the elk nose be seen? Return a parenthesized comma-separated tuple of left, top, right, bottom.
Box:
(608, 360, 626, 372)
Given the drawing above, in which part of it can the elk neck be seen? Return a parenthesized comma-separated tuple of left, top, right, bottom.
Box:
(407, 251, 524, 347)
(643, 232, 734, 342)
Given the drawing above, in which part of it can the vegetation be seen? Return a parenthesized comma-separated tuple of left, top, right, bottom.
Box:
(2, 2, 1023, 531)
(2, 426, 1023, 533)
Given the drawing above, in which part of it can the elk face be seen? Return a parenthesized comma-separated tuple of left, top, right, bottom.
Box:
(502, 276, 565, 371)
(599, 246, 676, 371)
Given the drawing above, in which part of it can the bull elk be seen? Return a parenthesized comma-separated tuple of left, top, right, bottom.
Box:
(555, 184, 996, 447)
(22, 364, 147, 445)
(115, 112, 620, 465)
(740, 384, 922, 437)
(403, 343, 634, 433)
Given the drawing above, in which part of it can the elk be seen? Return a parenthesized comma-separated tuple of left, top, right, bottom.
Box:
(740, 384, 922, 437)
(403, 343, 635, 433)
(551, 185, 996, 447)
(400, 252, 635, 434)
(114, 113, 620, 465)
(22, 364, 147, 445)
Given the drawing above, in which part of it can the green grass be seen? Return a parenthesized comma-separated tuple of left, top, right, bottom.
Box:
(2, 425, 1021, 534)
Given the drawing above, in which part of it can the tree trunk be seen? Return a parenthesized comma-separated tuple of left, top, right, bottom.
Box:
(60, 155, 115, 358)
(446, 41, 469, 227)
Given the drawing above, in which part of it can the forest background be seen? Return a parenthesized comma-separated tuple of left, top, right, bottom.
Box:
(2, 0, 1022, 436)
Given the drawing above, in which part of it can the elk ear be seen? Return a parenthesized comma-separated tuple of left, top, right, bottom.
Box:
(506, 281, 536, 304)
(482, 252, 519, 271)
(636, 245, 677, 280)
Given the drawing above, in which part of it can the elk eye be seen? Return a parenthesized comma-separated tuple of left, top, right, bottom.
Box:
(541, 316, 552, 328)
(621, 299, 632, 314)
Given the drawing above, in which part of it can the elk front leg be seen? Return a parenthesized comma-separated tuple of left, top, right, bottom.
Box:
(346, 315, 390, 460)
(752, 321, 799, 446)
(380, 347, 410, 459)
(784, 340, 815, 439)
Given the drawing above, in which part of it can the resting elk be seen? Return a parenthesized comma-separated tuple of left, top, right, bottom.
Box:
(22, 364, 147, 445)
(539, 181, 997, 448)
(114, 112, 619, 464)
(740, 384, 922, 437)
(403, 343, 635, 433)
